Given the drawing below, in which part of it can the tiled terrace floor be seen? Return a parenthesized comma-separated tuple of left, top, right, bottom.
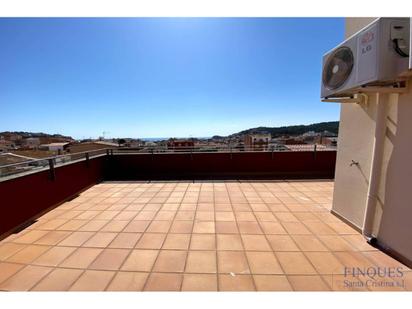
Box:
(0, 180, 410, 291)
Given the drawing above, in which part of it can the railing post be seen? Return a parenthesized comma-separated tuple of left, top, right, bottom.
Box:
(85, 152, 90, 167)
(48, 158, 55, 181)
(106, 149, 110, 156)
(230, 146, 233, 160)
(314, 144, 317, 160)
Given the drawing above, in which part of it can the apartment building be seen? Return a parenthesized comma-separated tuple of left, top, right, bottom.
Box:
(332, 18, 412, 266)
(244, 133, 271, 150)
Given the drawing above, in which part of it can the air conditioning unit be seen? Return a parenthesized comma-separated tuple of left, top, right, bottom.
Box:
(321, 18, 410, 99)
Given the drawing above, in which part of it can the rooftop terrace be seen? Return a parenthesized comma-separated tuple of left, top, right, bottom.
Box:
(1, 180, 410, 291)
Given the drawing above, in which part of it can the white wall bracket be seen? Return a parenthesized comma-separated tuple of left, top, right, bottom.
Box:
(322, 93, 369, 105)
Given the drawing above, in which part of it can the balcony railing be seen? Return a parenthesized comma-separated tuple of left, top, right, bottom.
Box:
(0, 148, 108, 180)
(0, 144, 336, 180)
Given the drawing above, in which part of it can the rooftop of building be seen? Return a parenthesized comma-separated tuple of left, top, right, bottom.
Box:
(0, 180, 410, 291)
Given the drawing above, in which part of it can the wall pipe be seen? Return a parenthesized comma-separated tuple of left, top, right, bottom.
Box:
(362, 93, 388, 240)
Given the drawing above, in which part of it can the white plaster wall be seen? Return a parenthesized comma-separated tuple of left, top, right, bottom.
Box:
(332, 18, 378, 228)
(333, 17, 412, 262)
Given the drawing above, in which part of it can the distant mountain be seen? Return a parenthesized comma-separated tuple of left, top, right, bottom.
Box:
(230, 121, 339, 137)
(0, 131, 74, 141)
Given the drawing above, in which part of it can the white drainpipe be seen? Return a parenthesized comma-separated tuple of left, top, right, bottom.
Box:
(362, 93, 388, 240)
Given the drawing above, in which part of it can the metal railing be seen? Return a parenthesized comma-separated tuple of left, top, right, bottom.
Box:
(0, 148, 108, 179)
(0, 144, 336, 180)
(113, 144, 336, 154)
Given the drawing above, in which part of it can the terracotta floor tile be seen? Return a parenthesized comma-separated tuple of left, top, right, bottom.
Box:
(58, 231, 95, 247)
(76, 211, 100, 220)
(186, 251, 217, 273)
(6, 245, 50, 264)
(170, 221, 193, 233)
(79, 220, 110, 232)
(274, 212, 299, 223)
(175, 211, 195, 221)
(69, 270, 115, 291)
(322, 274, 368, 291)
(293, 212, 319, 222)
(292, 235, 329, 251)
(266, 235, 300, 251)
(253, 275, 292, 291)
(303, 221, 337, 235)
(246, 251, 283, 275)
(190, 234, 216, 250)
(182, 274, 218, 291)
(13, 230, 49, 244)
(121, 249, 159, 271)
(59, 247, 103, 269)
(144, 273, 183, 291)
(304, 252, 344, 274)
(215, 212, 235, 221)
(89, 248, 130, 270)
(135, 233, 166, 249)
(146, 220, 172, 233)
(288, 275, 331, 291)
(0, 265, 52, 291)
(282, 222, 312, 235)
(214, 204, 232, 212)
(153, 250, 187, 273)
(0, 243, 26, 260)
(134, 210, 156, 221)
(123, 220, 151, 233)
(94, 211, 121, 221)
(362, 251, 410, 271)
(259, 222, 287, 235)
(249, 204, 269, 212)
(31, 268, 83, 291)
(100, 220, 129, 232)
(217, 234, 244, 251)
(403, 272, 412, 291)
(35, 219, 69, 230)
(334, 251, 377, 269)
(108, 233, 142, 249)
(106, 272, 149, 291)
(162, 234, 191, 250)
(193, 221, 215, 233)
(232, 204, 252, 212)
(218, 274, 255, 291)
(0, 262, 24, 284)
(267, 204, 289, 212)
(83, 232, 117, 248)
(241, 235, 271, 251)
(235, 212, 256, 222)
(254, 212, 277, 222)
(217, 251, 250, 274)
(238, 222, 263, 234)
(114, 211, 138, 221)
(317, 235, 356, 251)
(341, 235, 377, 251)
(180, 204, 197, 211)
(34, 231, 71, 246)
(325, 221, 359, 235)
(215, 221, 239, 234)
(276, 252, 317, 275)
(57, 220, 88, 231)
(196, 211, 215, 221)
(32, 246, 76, 267)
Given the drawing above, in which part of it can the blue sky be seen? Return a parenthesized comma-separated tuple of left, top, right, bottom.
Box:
(0, 18, 344, 139)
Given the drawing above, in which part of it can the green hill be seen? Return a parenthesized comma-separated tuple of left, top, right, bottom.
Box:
(231, 121, 339, 137)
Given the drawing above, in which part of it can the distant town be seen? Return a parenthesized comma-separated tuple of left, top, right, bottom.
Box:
(0, 121, 338, 167)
